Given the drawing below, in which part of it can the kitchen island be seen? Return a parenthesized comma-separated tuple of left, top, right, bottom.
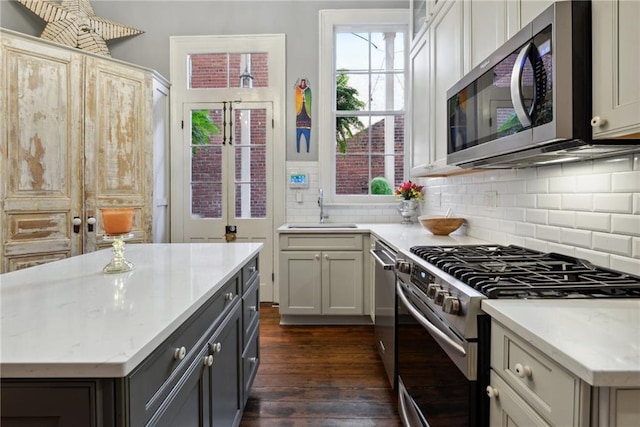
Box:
(1, 242, 262, 426)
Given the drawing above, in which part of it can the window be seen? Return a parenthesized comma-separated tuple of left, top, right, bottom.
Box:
(319, 9, 408, 203)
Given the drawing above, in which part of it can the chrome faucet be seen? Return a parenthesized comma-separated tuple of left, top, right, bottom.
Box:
(318, 188, 328, 223)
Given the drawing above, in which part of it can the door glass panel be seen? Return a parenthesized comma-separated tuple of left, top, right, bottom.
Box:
(189, 52, 269, 88)
(233, 108, 267, 219)
(190, 109, 223, 219)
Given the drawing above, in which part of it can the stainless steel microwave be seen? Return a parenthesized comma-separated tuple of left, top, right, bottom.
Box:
(446, 1, 638, 169)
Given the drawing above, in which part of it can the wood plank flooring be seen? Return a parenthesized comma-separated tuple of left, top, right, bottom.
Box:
(239, 304, 402, 427)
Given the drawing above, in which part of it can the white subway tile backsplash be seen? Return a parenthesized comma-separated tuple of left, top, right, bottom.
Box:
(523, 238, 548, 253)
(561, 193, 593, 211)
(516, 194, 537, 208)
(515, 222, 535, 238)
(547, 242, 576, 257)
(633, 237, 640, 259)
(593, 193, 633, 213)
(612, 171, 640, 192)
(526, 178, 548, 194)
(537, 194, 561, 209)
(576, 174, 611, 193)
(525, 209, 547, 224)
(505, 207, 526, 222)
(633, 194, 640, 214)
(548, 210, 575, 228)
(575, 248, 610, 268)
(536, 225, 561, 242)
(561, 228, 592, 249)
(611, 214, 640, 236)
(536, 164, 562, 178)
(549, 175, 577, 193)
(562, 159, 593, 176)
(610, 255, 640, 276)
(592, 232, 632, 257)
(575, 212, 610, 232)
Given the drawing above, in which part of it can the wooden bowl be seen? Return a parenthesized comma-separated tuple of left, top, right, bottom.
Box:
(418, 216, 465, 235)
(101, 208, 134, 235)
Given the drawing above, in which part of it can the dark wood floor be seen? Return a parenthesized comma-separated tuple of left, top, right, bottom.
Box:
(239, 304, 402, 427)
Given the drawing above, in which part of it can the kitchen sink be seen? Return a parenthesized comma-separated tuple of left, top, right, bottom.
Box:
(286, 223, 358, 229)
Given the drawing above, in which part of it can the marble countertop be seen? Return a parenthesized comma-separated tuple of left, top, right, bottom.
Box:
(0, 243, 262, 378)
(278, 222, 489, 254)
(482, 299, 640, 387)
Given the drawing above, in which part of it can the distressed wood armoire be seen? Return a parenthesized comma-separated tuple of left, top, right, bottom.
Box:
(0, 29, 170, 273)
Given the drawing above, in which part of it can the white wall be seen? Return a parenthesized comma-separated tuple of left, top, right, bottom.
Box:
(417, 154, 640, 276)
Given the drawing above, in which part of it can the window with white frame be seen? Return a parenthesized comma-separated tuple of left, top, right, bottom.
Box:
(319, 9, 408, 203)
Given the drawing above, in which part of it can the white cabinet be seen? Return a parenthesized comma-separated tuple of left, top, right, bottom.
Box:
(488, 321, 590, 427)
(279, 233, 364, 318)
(0, 30, 169, 273)
(591, 0, 640, 139)
(466, 0, 510, 70)
(409, 0, 465, 177)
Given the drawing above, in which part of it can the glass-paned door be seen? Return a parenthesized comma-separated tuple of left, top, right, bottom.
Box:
(184, 102, 272, 241)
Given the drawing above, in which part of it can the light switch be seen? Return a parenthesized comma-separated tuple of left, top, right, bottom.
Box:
(295, 191, 303, 203)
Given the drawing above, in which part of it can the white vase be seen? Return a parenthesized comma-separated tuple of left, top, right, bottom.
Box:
(397, 199, 418, 224)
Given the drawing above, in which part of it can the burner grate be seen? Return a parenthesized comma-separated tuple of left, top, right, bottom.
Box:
(410, 245, 640, 299)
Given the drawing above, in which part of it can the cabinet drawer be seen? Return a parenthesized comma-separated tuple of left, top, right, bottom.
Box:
(279, 234, 363, 251)
(488, 370, 551, 426)
(242, 323, 260, 402)
(242, 277, 260, 348)
(242, 255, 259, 293)
(491, 321, 584, 426)
(128, 275, 240, 427)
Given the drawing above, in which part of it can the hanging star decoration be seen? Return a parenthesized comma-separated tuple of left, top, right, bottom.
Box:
(18, 0, 144, 57)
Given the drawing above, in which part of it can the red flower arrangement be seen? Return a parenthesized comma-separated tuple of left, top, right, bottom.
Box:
(395, 180, 424, 201)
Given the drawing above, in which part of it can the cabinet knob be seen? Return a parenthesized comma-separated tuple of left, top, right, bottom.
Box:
(249, 357, 258, 365)
(72, 217, 82, 234)
(486, 385, 499, 399)
(250, 305, 257, 313)
(515, 363, 533, 378)
(173, 346, 187, 360)
(203, 355, 214, 367)
(224, 292, 234, 301)
(315, 254, 320, 260)
(590, 116, 607, 128)
(212, 342, 222, 353)
(249, 266, 256, 274)
(324, 254, 329, 260)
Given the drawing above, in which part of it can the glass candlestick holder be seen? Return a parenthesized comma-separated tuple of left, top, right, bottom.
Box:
(103, 233, 134, 274)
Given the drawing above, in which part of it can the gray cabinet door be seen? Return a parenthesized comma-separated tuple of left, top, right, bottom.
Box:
(209, 303, 243, 427)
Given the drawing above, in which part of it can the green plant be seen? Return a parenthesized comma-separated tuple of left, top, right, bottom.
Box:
(191, 110, 219, 154)
(336, 71, 365, 154)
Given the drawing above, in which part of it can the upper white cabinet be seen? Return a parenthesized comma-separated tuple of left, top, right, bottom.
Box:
(0, 30, 169, 272)
(591, 0, 640, 139)
(409, 0, 465, 177)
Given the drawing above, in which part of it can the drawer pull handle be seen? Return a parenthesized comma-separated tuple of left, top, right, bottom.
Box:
(249, 357, 258, 365)
(212, 342, 222, 353)
(515, 363, 532, 378)
(225, 292, 234, 301)
(249, 266, 256, 274)
(486, 385, 499, 399)
(173, 346, 186, 360)
(204, 355, 214, 367)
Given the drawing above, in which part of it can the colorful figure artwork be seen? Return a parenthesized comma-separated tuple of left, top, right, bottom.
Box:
(295, 78, 312, 153)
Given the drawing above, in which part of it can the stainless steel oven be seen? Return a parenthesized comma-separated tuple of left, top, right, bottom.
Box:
(395, 255, 489, 427)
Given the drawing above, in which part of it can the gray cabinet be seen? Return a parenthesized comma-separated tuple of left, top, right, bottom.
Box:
(0, 256, 260, 427)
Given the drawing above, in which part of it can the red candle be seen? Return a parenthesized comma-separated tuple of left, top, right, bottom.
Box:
(101, 208, 134, 235)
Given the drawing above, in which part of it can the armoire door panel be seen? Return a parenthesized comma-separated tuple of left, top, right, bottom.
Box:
(1, 34, 83, 272)
(84, 57, 153, 248)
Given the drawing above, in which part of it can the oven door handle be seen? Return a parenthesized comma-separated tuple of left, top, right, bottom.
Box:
(396, 282, 467, 357)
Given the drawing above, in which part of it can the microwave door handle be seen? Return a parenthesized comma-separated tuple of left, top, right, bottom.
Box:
(396, 282, 466, 357)
(510, 43, 533, 128)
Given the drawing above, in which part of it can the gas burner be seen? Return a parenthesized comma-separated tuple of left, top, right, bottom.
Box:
(410, 245, 640, 299)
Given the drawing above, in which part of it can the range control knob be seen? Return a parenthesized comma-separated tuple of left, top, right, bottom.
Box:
(395, 260, 411, 274)
(442, 296, 461, 315)
(426, 284, 442, 299)
(434, 289, 450, 306)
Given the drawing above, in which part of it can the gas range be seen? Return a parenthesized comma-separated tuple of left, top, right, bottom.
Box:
(395, 244, 640, 340)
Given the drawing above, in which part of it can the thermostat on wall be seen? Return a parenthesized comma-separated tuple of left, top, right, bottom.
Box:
(288, 171, 309, 188)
